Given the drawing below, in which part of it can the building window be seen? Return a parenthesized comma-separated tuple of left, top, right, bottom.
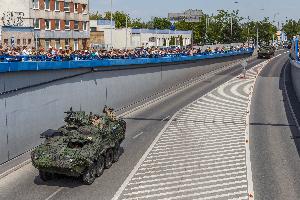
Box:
(55, 39, 60, 49)
(74, 21, 79, 30)
(83, 22, 87, 31)
(74, 3, 78, 13)
(64, 2, 70, 12)
(28, 39, 32, 45)
(44, 0, 50, 10)
(54, 0, 59, 11)
(45, 19, 50, 30)
(17, 39, 21, 45)
(65, 20, 70, 30)
(32, 0, 39, 9)
(55, 19, 60, 30)
(74, 39, 78, 50)
(45, 39, 50, 50)
(65, 39, 70, 49)
(34, 19, 40, 29)
(82, 4, 87, 14)
(23, 39, 27, 45)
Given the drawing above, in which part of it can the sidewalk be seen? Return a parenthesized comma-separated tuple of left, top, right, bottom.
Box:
(113, 59, 272, 200)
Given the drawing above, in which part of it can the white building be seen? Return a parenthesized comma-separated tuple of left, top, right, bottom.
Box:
(0, 0, 90, 49)
(0, 0, 34, 47)
(276, 31, 288, 44)
(90, 20, 192, 49)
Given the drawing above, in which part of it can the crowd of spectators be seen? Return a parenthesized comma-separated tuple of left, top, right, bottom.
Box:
(0, 44, 253, 62)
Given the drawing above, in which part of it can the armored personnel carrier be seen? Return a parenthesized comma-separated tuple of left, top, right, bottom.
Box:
(257, 45, 275, 59)
(31, 106, 126, 185)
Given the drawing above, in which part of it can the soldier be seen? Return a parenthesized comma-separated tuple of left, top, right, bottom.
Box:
(89, 114, 104, 129)
(103, 105, 117, 121)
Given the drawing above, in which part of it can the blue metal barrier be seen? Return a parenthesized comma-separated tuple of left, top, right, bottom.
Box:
(0, 48, 253, 73)
(295, 38, 299, 62)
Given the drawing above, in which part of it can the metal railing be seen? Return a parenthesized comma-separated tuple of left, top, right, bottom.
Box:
(295, 38, 300, 63)
(131, 29, 192, 35)
(0, 48, 253, 63)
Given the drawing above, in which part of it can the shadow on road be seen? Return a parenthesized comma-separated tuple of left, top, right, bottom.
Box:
(249, 122, 297, 127)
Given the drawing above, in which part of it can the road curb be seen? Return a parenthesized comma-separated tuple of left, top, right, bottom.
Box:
(0, 159, 31, 180)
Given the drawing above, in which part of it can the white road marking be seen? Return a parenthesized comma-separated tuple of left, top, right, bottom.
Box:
(132, 132, 144, 139)
(161, 115, 170, 122)
(44, 187, 64, 200)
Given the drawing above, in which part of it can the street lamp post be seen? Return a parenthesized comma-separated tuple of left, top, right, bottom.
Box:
(231, 1, 239, 42)
(125, 15, 128, 49)
(247, 16, 250, 47)
(257, 27, 259, 48)
(205, 16, 209, 44)
(255, 8, 265, 48)
(110, 0, 113, 49)
(230, 16, 233, 37)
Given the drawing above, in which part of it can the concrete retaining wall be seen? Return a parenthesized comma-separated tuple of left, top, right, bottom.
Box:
(0, 54, 250, 165)
(290, 60, 300, 101)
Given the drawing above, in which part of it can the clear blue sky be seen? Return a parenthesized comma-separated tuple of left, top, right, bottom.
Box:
(90, 0, 299, 24)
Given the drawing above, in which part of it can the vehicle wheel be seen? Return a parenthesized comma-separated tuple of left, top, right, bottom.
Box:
(96, 155, 105, 177)
(105, 149, 114, 169)
(39, 170, 53, 181)
(82, 164, 96, 185)
(113, 142, 121, 163)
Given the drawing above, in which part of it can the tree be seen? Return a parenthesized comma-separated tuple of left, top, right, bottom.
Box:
(89, 11, 102, 20)
(283, 19, 300, 40)
(150, 17, 172, 30)
(130, 18, 148, 29)
(103, 11, 130, 28)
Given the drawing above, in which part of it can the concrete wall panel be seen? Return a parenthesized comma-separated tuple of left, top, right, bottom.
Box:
(0, 68, 91, 94)
(0, 98, 8, 164)
(291, 60, 300, 101)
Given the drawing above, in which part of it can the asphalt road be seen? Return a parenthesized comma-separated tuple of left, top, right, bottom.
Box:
(0, 51, 285, 200)
(250, 52, 300, 200)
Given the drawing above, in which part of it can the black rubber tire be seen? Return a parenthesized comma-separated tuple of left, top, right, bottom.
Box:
(96, 155, 105, 177)
(105, 149, 114, 169)
(113, 142, 121, 163)
(39, 170, 53, 181)
(82, 164, 96, 185)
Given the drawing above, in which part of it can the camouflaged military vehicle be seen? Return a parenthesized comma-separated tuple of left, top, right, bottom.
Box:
(31, 106, 126, 185)
(257, 45, 275, 59)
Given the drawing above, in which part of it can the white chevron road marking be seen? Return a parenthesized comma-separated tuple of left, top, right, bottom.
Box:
(113, 58, 276, 200)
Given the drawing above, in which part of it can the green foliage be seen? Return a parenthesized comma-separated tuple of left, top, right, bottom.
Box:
(169, 36, 175, 45)
(90, 10, 281, 45)
(241, 18, 277, 45)
(151, 17, 172, 30)
(89, 11, 102, 20)
(103, 11, 130, 28)
(282, 20, 300, 40)
(130, 18, 148, 29)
